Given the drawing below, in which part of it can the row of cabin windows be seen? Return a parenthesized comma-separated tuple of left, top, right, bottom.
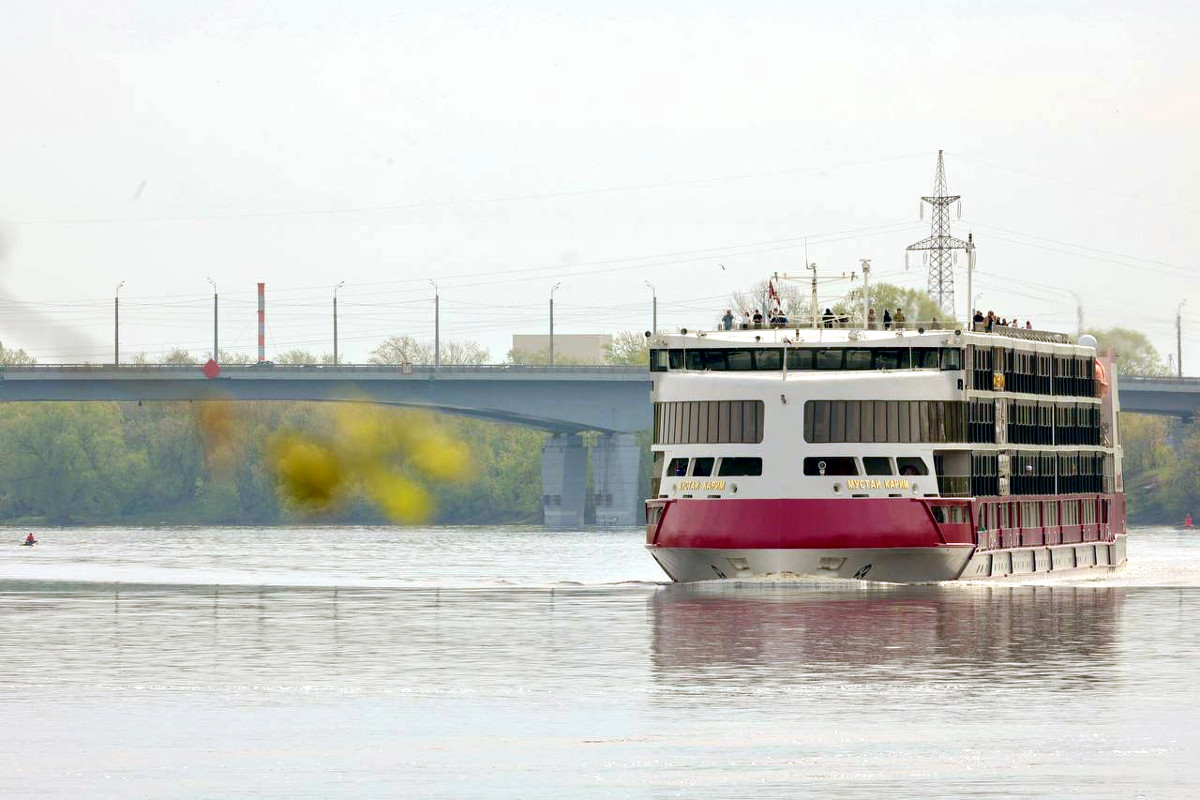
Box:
(662, 455, 928, 479)
(970, 450, 1110, 497)
(969, 346, 1096, 398)
(804, 399, 967, 444)
(979, 498, 1107, 530)
(967, 400, 996, 443)
(653, 400, 765, 445)
(664, 456, 763, 477)
(801, 456, 930, 477)
(966, 399, 1103, 445)
(650, 347, 962, 373)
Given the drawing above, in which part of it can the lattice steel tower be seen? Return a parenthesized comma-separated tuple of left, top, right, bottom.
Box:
(907, 150, 971, 314)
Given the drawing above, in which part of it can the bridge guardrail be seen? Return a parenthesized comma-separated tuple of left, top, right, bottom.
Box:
(0, 363, 648, 374)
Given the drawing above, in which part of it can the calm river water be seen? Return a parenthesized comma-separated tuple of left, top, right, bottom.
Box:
(1, 525, 1199, 798)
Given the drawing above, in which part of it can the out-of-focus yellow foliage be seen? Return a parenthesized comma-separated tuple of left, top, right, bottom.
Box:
(270, 436, 345, 509)
(266, 404, 473, 523)
(364, 470, 433, 524)
(196, 401, 239, 475)
(410, 434, 473, 481)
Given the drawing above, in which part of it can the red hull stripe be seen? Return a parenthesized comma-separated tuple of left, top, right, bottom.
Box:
(653, 498, 959, 550)
(650, 495, 1123, 551)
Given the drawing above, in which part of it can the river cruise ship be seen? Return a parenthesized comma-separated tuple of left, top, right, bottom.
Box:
(644, 323, 1126, 582)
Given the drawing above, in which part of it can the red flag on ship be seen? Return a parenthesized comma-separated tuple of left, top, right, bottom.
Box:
(767, 280, 779, 303)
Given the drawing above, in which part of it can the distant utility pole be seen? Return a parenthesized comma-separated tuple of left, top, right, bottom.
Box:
(549, 282, 562, 366)
(805, 262, 819, 329)
(1068, 290, 1084, 336)
(206, 277, 218, 363)
(644, 280, 657, 333)
(859, 260, 871, 328)
(907, 150, 971, 317)
(429, 279, 440, 367)
(257, 282, 266, 363)
(333, 281, 345, 365)
(1178, 299, 1187, 378)
(114, 280, 125, 365)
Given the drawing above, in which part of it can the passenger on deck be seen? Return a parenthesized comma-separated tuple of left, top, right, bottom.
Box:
(894, 308, 906, 330)
(883, 308, 892, 330)
(973, 309, 984, 330)
(722, 309, 734, 331)
(867, 308, 876, 329)
(742, 311, 751, 330)
(752, 309, 764, 328)
(822, 308, 834, 328)
(1025, 320, 1032, 330)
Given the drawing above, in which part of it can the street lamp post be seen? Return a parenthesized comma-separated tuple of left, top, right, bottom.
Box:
(1178, 299, 1188, 378)
(429, 279, 440, 367)
(114, 280, 125, 365)
(644, 281, 657, 333)
(333, 281, 345, 365)
(549, 282, 562, 366)
(205, 277, 218, 363)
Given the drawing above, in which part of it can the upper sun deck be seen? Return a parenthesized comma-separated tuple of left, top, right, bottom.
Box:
(649, 322, 1103, 400)
(650, 323, 1093, 357)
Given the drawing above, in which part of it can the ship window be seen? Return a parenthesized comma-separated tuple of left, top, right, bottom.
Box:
(803, 457, 859, 476)
(931, 506, 947, 523)
(787, 349, 813, 370)
(686, 350, 704, 370)
(816, 349, 844, 370)
(755, 349, 783, 370)
(692, 457, 715, 477)
(703, 350, 728, 371)
(668, 349, 684, 369)
(804, 399, 969, 444)
(651, 350, 669, 372)
(846, 400, 861, 441)
(666, 458, 689, 477)
(726, 349, 754, 370)
(896, 457, 929, 476)
(863, 456, 893, 475)
(830, 401, 847, 443)
(654, 400, 765, 444)
(914, 348, 940, 369)
(886, 401, 901, 442)
(845, 349, 872, 370)
(874, 349, 900, 370)
(718, 457, 762, 476)
(940, 348, 962, 370)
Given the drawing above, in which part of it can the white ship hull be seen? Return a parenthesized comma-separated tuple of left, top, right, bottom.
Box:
(649, 535, 1127, 583)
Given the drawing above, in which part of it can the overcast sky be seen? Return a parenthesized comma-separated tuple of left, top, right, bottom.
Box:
(1, 2, 1197, 366)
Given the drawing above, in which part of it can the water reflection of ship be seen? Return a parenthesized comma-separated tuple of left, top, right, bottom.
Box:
(649, 584, 1124, 687)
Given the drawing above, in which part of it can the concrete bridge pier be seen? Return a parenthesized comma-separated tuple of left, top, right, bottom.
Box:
(541, 433, 587, 527)
(1167, 416, 1194, 455)
(591, 433, 643, 527)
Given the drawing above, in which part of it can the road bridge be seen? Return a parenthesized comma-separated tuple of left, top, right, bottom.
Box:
(1116, 376, 1200, 419)
(0, 364, 653, 527)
